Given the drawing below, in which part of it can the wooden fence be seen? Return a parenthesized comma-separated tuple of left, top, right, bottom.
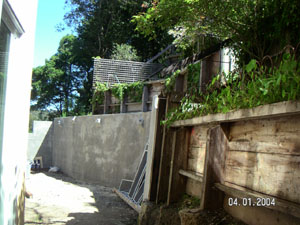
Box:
(144, 98, 300, 225)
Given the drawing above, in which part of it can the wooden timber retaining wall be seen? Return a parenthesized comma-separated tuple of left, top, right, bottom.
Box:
(144, 100, 300, 225)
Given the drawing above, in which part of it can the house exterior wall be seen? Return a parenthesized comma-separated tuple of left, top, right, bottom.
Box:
(0, 0, 38, 224)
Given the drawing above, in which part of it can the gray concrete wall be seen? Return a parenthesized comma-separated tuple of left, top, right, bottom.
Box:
(52, 112, 151, 187)
(28, 121, 53, 168)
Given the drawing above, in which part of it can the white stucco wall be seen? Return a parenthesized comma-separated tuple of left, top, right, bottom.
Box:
(0, 0, 38, 224)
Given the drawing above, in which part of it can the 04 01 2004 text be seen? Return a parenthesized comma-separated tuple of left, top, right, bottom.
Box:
(228, 197, 276, 207)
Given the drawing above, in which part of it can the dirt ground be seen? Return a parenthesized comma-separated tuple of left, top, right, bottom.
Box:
(25, 171, 138, 225)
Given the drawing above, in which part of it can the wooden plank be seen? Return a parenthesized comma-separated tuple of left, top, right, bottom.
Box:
(187, 147, 206, 174)
(156, 128, 174, 204)
(142, 85, 149, 112)
(186, 178, 202, 198)
(147, 44, 173, 63)
(167, 127, 191, 205)
(229, 116, 300, 150)
(171, 101, 300, 127)
(179, 169, 203, 182)
(201, 125, 228, 209)
(113, 188, 141, 213)
(120, 94, 127, 113)
(156, 95, 171, 204)
(215, 183, 300, 219)
(175, 75, 184, 92)
(190, 125, 211, 147)
(148, 98, 166, 200)
(188, 146, 206, 159)
(225, 151, 300, 204)
(229, 140, 300, 156)
(167, 130, 177, 205)
(144, 96, 159, 201)
(103, 91, 111, 114)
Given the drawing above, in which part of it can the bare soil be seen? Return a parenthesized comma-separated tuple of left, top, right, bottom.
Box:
(25, 171, 138, 225)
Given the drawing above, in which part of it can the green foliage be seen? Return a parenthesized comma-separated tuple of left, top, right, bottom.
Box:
(163, 54, 300, 126)
(111, 82, 144, 102)
(91, 82, 109, 111)
(63, 0, 172, 61)
(164, 70, 181, 92)
(111, 43, 141, 61)
(126, 82, 144, 102)
(133, 0, 300, 63)
(92, 81, 144, 110)
(31, 35, 84, 116)
(180, 194, 200, 209)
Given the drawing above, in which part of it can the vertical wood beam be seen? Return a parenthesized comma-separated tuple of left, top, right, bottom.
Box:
(167, 127, 191, 205)
(142, 85, 149, 112)
(175, 75, 184, 93)
(144, 95, 159, 201)
(120, 93, 127, 113)
(103, 90, 111, 114)
(148, 98, 166, 200)
(155, 96, 171, 204)
(200, 60, 207, 93)
(200, 125, 228, 209)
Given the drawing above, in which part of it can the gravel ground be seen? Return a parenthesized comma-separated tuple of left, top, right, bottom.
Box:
(25, 171, 138, 225)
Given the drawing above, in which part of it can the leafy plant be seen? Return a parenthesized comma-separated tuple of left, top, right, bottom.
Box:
(133, 0, 300, 64)
(92, 81, 144, 113)
(111, 81, 144, 102)
(163, 53, 300, 126)
(164, 70, 181, 92)
(111, 43, 141, 61)
(91, 82, 109, 111)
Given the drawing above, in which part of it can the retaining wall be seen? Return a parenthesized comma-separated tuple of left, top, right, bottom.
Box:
(146, 100, 300, 225)
(28, 121, 53, 168)
(52, 112, 151, 187)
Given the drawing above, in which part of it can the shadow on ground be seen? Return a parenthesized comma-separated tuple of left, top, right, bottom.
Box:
(25, 171, 138, 225)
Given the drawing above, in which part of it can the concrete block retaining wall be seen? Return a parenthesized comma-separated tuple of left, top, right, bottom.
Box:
(28, 121, 53, 168)
(52, 112, 151, 187)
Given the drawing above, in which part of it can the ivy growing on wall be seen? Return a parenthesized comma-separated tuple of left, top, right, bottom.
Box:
(163, 53, 300, 126)
(92, 81, 144, 111)
(111, 82, 144, 102)
(91, 82, 109, 111)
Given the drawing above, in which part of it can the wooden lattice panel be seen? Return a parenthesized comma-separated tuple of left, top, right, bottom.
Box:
(93, 58, 161, 86)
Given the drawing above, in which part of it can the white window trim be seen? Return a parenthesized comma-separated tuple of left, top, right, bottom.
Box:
(1, 0, 24, 37)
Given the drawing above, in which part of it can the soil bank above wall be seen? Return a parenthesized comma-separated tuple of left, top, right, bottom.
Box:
(52, 112, 151, 187)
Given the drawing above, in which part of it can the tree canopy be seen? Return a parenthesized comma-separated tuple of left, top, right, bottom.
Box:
(31, 35, 83, 116)
(133, 0, 300, 63)
(31, 0, 173, 117)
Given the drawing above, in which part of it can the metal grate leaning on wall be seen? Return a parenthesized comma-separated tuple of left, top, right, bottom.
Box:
(93, 58, 162, 87)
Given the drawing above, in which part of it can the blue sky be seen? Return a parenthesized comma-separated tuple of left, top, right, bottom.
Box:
(33, 0, 73, 68)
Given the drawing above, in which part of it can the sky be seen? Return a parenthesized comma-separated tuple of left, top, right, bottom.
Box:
(33, 0, 73, 68)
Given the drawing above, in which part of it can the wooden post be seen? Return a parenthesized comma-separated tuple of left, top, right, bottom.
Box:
(200, 60, 207, 93)
(120, 93, 127, 113)
(104, 90, 111, 114)
(167, 127, 191, 205)
(144, 95, 159, 201)
(175, 75, 184, 93)
(143, 96, 167, 202)
(200, 125, 228, 209)
(142, 85, 149, 112)
(156, 127, 174, 204)
(149, 98, 166, 200)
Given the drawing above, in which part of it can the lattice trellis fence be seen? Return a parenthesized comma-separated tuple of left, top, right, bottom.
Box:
(93, 58, 162, 86)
